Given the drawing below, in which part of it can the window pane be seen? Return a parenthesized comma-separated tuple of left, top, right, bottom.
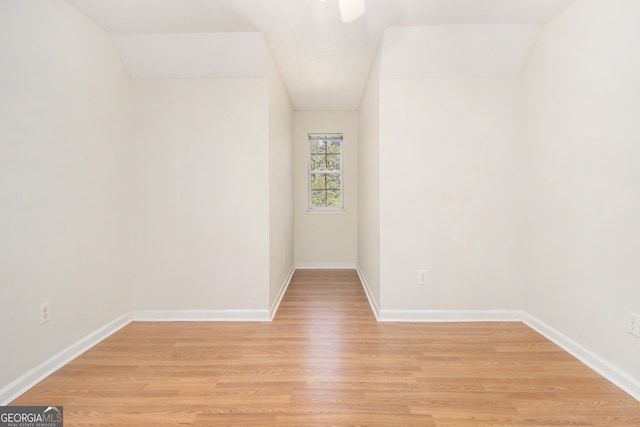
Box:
(310, 173, 326, 190)
(311, 190, 326, 208)
(310, 155, 326, 171)
(327, 190, 341, 207)
(311, 140, 326, 154)
(326, 174, 340, 190)
(326, 154, 340, 170)
(308, 134, 343, 210)
(326, 140, 340, 153)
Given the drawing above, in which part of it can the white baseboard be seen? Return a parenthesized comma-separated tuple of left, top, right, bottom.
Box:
(356, 265, 380, 320)
(0, 313, 132, 405)
(377, 309, 524, 322)
(4, 304, 639, 407)
(523, 313, 640, 402)
(270, 266, 295, 320)
(132, 309, 270, 322)
(295, 262, 356, 269)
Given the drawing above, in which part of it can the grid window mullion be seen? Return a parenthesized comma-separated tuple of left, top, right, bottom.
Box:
(308, 135, 343, 210)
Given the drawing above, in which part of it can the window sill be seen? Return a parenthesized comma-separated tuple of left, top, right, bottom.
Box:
(306, 209, 345, 215)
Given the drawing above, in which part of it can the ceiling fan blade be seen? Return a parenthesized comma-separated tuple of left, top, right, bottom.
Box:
(338, 0, 366, 23)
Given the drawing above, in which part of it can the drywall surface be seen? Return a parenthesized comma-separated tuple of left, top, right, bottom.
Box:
(130, 78, 270, 312)
(523, 0, 640, 382)
(379, 77, 525, 311)
(0, 0, 131, 387)
(293, 111, 358, 268)
(267, 46, 295, 307)
(357, 47, 382, 311)
(382, 24, 540, 79)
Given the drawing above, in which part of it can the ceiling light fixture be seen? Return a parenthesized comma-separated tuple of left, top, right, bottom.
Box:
(337, 0, 366, 23)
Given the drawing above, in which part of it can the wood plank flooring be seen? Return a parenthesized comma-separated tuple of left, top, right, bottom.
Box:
(11, 269, 640, 426)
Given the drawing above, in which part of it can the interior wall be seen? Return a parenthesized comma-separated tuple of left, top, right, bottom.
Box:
(379, 77, 525, 312)
(523, 0, 640, 382)
(293, 111, 358, 268)
(0, 0, 131, 387)
(5, 0, 639, 404)
(267, 46, 295, 308)
(130, 78, 270, 313)
(357, 48, 382, 311)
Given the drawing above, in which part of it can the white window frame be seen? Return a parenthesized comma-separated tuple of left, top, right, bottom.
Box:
(308, 133, 344, 211)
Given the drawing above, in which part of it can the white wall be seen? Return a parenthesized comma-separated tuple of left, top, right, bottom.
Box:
(381, 24, 540, 79)
(523, 0, 640, 383)
(5, 0, 638, 405)
(0, 0, 131, 388)
(293, 111, 358, 268)
(379, 77, 525, 313)
(113, 33, 268, 79)
(267, 47, 295, 309)
(357, 48, 382, 311)
(130, 78, 270, 314)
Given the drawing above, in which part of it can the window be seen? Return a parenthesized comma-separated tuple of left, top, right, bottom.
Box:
(308, 133, 343, 210)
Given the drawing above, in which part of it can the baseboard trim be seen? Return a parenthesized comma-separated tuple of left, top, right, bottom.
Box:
(270, 266, 295, 320)
(0, 313, 132, 405)
(377, 309, 524, 322)
(4, 306, 639, 406)
(132, 309, 270, 322)
(295, 262, 357, 270)
(356, 265, 380, 320)
(523, 313, 640, 402)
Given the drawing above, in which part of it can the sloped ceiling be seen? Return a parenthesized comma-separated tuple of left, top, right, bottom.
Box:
(66, 0, 575, 110)
(382, 24, 541, 79)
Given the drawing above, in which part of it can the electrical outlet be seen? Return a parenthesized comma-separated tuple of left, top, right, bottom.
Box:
(417, 269, 428, 285)
(40, 302, 50, 325)
(628, 311, 640, 338)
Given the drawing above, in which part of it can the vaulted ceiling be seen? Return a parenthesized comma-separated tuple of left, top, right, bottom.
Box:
(66, 0, 575, 110)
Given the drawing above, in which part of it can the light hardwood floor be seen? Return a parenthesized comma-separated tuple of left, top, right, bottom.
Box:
(12, 269, 640, 426)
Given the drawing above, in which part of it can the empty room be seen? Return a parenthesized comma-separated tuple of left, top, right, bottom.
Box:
(1, 0, 639, 425)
